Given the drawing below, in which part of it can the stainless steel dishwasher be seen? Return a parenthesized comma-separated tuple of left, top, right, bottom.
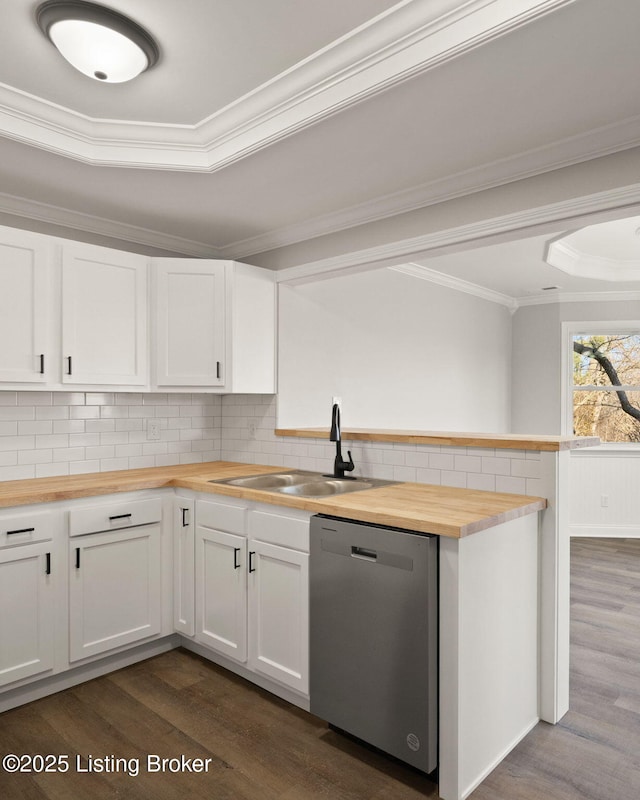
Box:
(310, 514, 438, 774)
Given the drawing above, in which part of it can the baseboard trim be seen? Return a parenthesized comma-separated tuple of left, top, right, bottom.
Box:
(569, 525, 640, 539)
(0, 635, 180, 714)
(179, 638, 310, 711)
(459, 716, 539, 800)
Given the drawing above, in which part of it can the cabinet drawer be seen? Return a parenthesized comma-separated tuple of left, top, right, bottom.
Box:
(69, 498, 162, 537)
(196, 498, 246, 535)
(0, 511, 51, 548)
(249, 510, 310, 552)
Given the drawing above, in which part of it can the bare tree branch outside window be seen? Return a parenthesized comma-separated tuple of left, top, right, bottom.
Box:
(572, 335, 640, 442)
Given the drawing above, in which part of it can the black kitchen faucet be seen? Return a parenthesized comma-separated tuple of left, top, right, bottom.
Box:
(327, 403, 355, 479)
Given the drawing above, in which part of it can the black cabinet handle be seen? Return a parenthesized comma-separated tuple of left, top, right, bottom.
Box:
(46, 552, 51, 575)
(67, 355, 72, 375)
(7, 527, 35, 535)
(75, 547, 80, 569)
(216, 361, 221, 380)
(39, 354, 45, 374)
(181, 507, 189, 527)
(248, 551, 255, 573)
(109, 513, 132, 521)
(233, 547, 241, 569)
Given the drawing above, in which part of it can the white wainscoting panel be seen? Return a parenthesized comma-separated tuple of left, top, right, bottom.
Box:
(570, 451, 640, 538)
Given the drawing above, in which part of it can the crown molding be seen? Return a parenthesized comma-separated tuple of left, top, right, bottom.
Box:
(222, 113, 640, 259)
(3, 172, 640, 275)
(0, 190, 219, 257)
(516, 290, 640, 307)
(282, 260, 640, 312)
(388, 262, 518, 310)
(274, 182, 640, 284)
(0, 0, 577, 171)
(2, 112, 640, 262)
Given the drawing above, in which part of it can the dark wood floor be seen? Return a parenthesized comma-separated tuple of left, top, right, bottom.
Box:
(1, 538, 639, 799)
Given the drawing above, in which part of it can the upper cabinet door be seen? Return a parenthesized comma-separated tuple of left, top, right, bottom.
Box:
(153, 259, 226, 387)
(0, 229, 50, 384)
(62, 244, 148, 386)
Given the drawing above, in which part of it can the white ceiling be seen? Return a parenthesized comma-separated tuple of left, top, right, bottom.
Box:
(7, 0, 399, 123)
(1, 0, 640, 293)
(409, 205, 640, 303)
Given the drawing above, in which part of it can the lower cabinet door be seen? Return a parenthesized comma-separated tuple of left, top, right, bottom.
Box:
(173, 498, 195, 636)
(195, 526, 247, 662)
(248, 539, 309, 694)
(0, 542, 54, 687)
(69, 525, 162, 662)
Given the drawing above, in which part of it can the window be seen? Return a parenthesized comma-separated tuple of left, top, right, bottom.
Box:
(569, 326, 640, 443)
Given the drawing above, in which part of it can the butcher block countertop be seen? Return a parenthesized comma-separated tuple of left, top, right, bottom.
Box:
(0, 461, 546, 539)
(275, 427, 599, 451)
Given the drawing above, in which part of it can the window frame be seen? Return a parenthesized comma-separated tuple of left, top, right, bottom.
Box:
(562, 320, 640, 449)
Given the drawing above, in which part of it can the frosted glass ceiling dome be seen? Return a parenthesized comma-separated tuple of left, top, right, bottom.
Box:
(37, 1, 159, 83)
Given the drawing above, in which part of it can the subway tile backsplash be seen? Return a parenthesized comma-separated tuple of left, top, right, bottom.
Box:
(220, 395, 542, 496)
(0, 392, 221, 480)
(0, 391, 542, 497)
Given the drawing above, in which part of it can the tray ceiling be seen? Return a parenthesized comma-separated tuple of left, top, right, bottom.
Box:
(0, 0, 639, 276)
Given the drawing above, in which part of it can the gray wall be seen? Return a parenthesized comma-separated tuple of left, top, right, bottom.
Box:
(511, 298, 640, 434)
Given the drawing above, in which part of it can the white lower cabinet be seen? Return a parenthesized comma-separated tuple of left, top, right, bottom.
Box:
(69, 523, 162, 662)
(195, 527, 247, 661)
(247, 538, 309, 694)
(0, 489, 310, 709)
(173, 497, 195, 636)
(0, 541, 55, 688)
(193, 497, 310, 696)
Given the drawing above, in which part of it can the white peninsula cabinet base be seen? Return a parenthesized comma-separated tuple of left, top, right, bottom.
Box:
(438, 514, 540, 800)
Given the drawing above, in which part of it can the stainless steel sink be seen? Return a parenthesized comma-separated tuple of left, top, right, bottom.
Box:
(279, 479, 378, 497)
(209, 471, 396, 497)
(209, 470, 320, 490)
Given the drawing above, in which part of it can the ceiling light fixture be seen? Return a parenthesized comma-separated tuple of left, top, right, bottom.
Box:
(36, 1, 159, 83)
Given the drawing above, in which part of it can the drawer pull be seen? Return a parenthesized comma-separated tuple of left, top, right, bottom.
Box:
(7, 527, 35, 536)
(46, 552, 51, 575)
(109, 513, 132, 521)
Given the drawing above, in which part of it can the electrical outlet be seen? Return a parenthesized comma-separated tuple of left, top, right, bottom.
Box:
(147, 419, 161, 441)
(248, 421, 257, 440)
(600, 494, 609, 508)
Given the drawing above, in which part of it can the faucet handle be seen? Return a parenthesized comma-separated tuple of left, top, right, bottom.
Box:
(344, 450, 355, 472)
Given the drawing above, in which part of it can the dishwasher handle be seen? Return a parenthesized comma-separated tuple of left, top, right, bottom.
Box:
(351, 545, 377, 561)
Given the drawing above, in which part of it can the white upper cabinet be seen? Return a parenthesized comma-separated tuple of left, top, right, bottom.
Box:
(62, 243, 148, 386)
(0, 224, 275, 393)
(153, 260, 225, 387)
(152, 259, 276, 393)
(0, 228, 50, 384)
